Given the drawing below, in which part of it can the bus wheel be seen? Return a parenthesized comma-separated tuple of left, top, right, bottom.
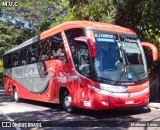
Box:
(13, 88, 20, 102)
(63, 90, 74, 113)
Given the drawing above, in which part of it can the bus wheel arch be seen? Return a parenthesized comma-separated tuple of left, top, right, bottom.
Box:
(59, 87, 74, 113)
(13, 86, 20, 102)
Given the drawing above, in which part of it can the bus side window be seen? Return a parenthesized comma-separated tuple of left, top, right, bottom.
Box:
(38, 39, 50, 62)
(7, 54, 12, 68)
(50, 36, 58, 59)
(50, 33, 67, 63)
(29, 45, 38, 64)
(21, 48, 28, 65)
(45, 39, 51, 60)
(13, 52, 18, 67)
(16, 50, 22, 67)
(76, 41, 91, 78)
(65, 28, 85, 45)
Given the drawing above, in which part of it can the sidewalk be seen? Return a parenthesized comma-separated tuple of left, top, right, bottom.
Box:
(149, 102, 160, 109)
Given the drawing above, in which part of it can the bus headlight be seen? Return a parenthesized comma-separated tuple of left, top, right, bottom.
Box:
(88, 85, 112, 95)
(88, 84, 100, 93)
(100, 83, 128, 93)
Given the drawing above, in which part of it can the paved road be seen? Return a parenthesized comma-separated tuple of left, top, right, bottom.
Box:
(0, 90, 160, 130)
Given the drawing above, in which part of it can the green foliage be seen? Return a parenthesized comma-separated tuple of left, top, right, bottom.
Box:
(0, 0, 63, 58)
(115, 0, 142, 30)
(115, 0, 160, 46)
(139, 0, 160, 49)
(0, 21, 35, 58)
(0, 60, 3, 73)
(52, 0, 117, 27)
(76, 0, 116, 23)
(115, 0, 160, 67)
(0, 0, 60, 33)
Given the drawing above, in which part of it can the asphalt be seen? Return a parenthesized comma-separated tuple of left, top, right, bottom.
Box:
(149, 103, 160, 109)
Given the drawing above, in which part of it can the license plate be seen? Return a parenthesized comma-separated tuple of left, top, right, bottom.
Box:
(125, 100, 134, 104)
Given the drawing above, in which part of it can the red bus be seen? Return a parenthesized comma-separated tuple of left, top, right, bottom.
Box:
(3, 21, 158, 113)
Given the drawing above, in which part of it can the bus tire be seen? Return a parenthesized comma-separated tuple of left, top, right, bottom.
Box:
(13, 88, 20, 102)
(63, 90, 74, 113)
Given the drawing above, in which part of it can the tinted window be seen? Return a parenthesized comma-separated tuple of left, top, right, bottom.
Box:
(18, 50, 23, 66)
(50, 33, 67, 62)
(65, 28, 85, 45)
(73, 41, 91, 77)
(4, 32, 68, 67)
(12, 52, 18, 67)
(29, 44, 38, 64)
(21, 48, 29, 65)
(38, 39, 51, 62)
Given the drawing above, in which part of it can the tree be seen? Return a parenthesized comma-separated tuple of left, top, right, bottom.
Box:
(52, 0, 118, 27)
(115, 0, 160, 47)
(115, 0, 160, 73)
(0, 0, 59, 32)
(0, 11, 35, 58)
(0, 0, 63, 58)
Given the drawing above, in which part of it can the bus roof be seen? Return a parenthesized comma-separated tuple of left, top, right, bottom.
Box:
(40, 21, 136, 39)
(4, 21, 136, 55)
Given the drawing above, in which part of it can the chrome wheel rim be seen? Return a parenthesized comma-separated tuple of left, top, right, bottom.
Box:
(64, 96, 71, 107)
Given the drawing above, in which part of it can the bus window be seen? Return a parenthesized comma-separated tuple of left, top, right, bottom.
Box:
(65, 28, 85, 45)
(45, 39, 51, 60)
(12, 52, 18, 67)
(57, 47, 67, 62)
(21, 48, 28, 65)
(38, 39, 50, 62)
(17, 50, 22, 66)
(75, 41, 91, 77)
(18, 50, 21, 66)
(50, 33, 67, 62)
(70, 45, 76, 64)
(7, 54, 12, 68)
(51, 49, 57, 59)
(29, 45, 38, 64)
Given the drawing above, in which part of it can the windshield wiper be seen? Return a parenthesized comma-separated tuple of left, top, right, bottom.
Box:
(114, 34, 128, 85)
(123, 50, 141, 83)
(114, 69, 124, 85)
(114, 34, 140, 85)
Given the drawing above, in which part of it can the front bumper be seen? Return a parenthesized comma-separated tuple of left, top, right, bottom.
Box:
(82, 86, 149, 110)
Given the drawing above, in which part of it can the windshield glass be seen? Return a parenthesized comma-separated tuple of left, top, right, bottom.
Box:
(120, 36, 147, 76)
(93, 31, 147, 82)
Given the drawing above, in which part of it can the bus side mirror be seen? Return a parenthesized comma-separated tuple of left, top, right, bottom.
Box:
(141, 42, 158, 61)
(74, 36, 96, 58)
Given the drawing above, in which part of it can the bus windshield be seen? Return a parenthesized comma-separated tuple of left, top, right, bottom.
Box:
(93, 31, 147, 83)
